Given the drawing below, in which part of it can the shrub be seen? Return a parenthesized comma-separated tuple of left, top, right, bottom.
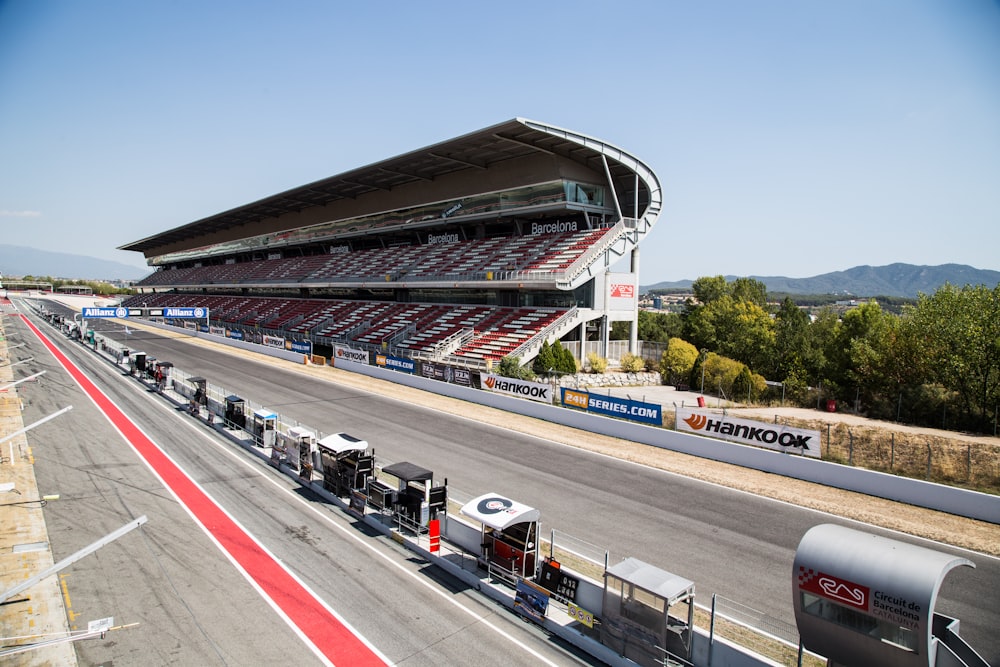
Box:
(532, 341, 555, 375)
(586, 352, 608, 374)
(559, 344, 578, 374)
(661, 337, 698, 385)
(619, 352, 645, 373)
(496, 355, 535, 380)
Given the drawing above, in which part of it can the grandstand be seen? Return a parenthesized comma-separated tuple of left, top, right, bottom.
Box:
(120, 119, 662, 369)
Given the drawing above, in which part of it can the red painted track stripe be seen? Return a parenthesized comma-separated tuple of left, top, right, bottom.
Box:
(21, 315, 387, 666)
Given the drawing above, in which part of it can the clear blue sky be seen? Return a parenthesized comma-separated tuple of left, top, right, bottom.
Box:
(1, 1, 998, 283)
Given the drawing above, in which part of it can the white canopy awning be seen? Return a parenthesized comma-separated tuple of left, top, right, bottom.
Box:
(460, 493, 540, 532)
(286, 426, 315, 440)
(605, 557, 695, 605)
(317, 432, 369, 454)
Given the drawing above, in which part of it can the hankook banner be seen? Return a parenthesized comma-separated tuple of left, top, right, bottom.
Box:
(480, 374, 552, 403)
(334, 346, 369, 365)
(676, 407, 821, 457)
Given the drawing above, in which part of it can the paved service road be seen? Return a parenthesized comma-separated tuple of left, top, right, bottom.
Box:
(13, 310, 595, 666)
(26, 303, 1000, 665)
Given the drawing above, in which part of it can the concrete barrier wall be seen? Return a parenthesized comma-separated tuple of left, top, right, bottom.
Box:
(336, 359, 1000, 524)
(443, 515, 482, 555)
(142, 319, 307, 364)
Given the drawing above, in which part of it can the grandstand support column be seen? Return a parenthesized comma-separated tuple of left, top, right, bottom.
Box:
(601, 155, 623, 220)
(630, 246, 639, 354)
(601, 315, 609, 360)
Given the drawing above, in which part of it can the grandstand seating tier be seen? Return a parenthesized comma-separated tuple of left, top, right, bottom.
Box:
(122, 293, 567, 367)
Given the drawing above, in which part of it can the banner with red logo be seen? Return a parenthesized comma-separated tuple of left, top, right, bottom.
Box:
(676, 407, 821, 457)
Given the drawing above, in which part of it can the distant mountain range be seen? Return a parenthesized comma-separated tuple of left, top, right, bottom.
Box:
(0, 245, 149, 281)
(642, 263, 1000, 299)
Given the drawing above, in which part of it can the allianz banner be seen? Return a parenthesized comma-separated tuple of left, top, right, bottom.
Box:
(561, 388, 662, 426)
(676, 407, 821, 458)
(481, 374, 552, 403)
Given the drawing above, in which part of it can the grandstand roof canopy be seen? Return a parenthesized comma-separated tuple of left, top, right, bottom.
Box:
(121, 118, 657, 257)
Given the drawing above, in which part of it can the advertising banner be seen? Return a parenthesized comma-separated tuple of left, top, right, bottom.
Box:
(226, 329, 244, 340)
(82, 306, 129, 319)
(164, 306, 208, 319)
(514, 580, 550, 624)
(608, 275, 638, 310)
(561, 388, 662, 425)
(262, 334, 285, 349)
(375, 353, 415, 374)
(420, 361, 452, 382)
(286, 339, 312, 355)
(209, 325, 225, 336)
(481, 374, 552, 403)
(676, 407, 821, 457)
(334, 345, 369, 365)
(452, 367, 472, 387)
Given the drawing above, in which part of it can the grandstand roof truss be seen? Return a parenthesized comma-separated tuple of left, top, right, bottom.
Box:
(120, 118, 662, 266)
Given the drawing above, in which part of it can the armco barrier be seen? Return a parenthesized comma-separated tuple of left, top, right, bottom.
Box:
(334, 359, 1000, 525)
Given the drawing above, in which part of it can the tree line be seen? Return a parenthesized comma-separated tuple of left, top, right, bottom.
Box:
(618, 276, 1000, 434)
(12, 275, 133, 295)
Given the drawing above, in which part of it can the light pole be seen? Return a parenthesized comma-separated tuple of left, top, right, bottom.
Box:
(699, 351, 707, 395)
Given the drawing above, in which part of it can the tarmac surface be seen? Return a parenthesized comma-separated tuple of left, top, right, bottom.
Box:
(0, 304, 78, 665)
(7, 294, 1000, 664)
(0, 298, 604, 666)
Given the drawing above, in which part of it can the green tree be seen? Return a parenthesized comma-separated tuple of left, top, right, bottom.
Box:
(610, 310, 682, 343)
(904, 283, 1000, 431)
(713, 297, 775, 372)
(773, 297, 813, 381)
(734, 366, 767, 403)
(701, 352, 746, 399)
(533, 339, 578, 375)
(532, 340, 555, 375)
(661, 337, 698, 386)
(559, 345, 578, 374)
(827, 300, 890, 403)
(691, 275, 728, 305)
(730, 277, 768, 309)
(808, 307, 841, 387)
